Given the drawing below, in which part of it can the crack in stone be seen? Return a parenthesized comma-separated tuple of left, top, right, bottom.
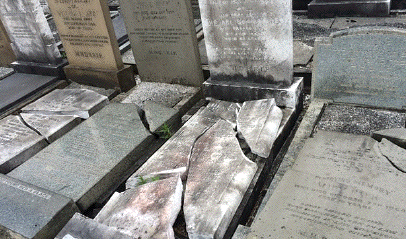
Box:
(18, 114, 50, 144)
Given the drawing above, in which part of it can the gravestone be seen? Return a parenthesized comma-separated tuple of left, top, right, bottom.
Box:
(200, 0, 301, 104)
(0, 0, 66, 77)
(118, 0, 204, 86)
(9, 103, 154, 211)
(0, 19, 15, 67)
(47, 0, 135, 91)
(0, 174, 78, 239)
(312, 27, 406, 110)
(308, 0, 390, 18)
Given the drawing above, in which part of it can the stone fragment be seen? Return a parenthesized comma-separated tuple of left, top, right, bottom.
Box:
(143, 100, 180, 134)
(9, 103, 154, 210)
(293, 40, 313, 65)
(184, 120, 257, 239)
(95, 175, 183, 239)
(237, 99, 283, 158)
(378, 139, 406, 173)
(372, 127, 406, 149)
(21, 89, 109, 119)
(0, 115, 47, 173)
(20, 113, 80, 142)
(0, 174, 78, 239)
(0, 19, 15, 67)
(55, 213, 133, 239)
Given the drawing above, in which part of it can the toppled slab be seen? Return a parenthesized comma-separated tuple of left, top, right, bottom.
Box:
(20, 113, 80, 142)
(0, 174, 78, 239)
(184, 120, 257, 239)
(372, 127, 406, 149)
(127, 100, 239, 185)
(0, 115, 47, 173)
(237, 99, 283, 158)
(21, 89, 109, 119)
(9, 103, 154, 210)
(55, 213, 133, 239)
(95, 175, 183, 238)
(143, 100, 180, 134)
(378, 139, 406, 173)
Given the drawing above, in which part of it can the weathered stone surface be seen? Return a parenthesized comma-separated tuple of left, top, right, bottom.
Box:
(143, 100, 179, 133)
(0, 19, 15, 67)
(0, 0, 62, 64)
(20, 113, 81, 142)
(0, 174, 78, 239)
(248, 131, 406, 238)
(378, 139, 406, 173)
(95, 175, 182, 238)
(128, 100, 239, 183)
(184, 120, 257, 239)
(308, 0, 390, 18)
(21, 89, 109, 119)
(312, 27, 406, 109)
(9, 103, 154, 210)
(119, 0, 204, 86)
(293, 40, 313, 66)
(372, 127, 406, 149)
(199, 0, 292, 85)
(315, 104, 406, 135)
(0, 115, 47, 173)
(56, 213, 133, 239)
(237, 99, 283, 158)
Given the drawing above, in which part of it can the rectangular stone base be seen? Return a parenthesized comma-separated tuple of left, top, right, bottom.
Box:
(64, 64, 135, 92)
(11, 60, 68, 79)
(308, 0, 390, 18)
(203, 77, 303, 108)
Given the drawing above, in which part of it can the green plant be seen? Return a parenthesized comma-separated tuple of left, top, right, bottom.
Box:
(158, 123, 173, 139)
(137, 175, 160, 186)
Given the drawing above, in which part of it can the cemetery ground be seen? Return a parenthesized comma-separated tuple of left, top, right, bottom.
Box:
(2, 7, 406, 239)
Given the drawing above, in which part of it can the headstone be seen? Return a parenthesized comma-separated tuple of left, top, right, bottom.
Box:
(0, 19, 15, 67)
(111, 14, 128, 47)
(308, 0, 390, 18)
(378, 139, 406, 173)
(0, 0, 66, 77)
(237, 99, 283, 158)
(372, 127, 406, 149)
(21, 89, 109, 119)
(20, 113, 81, 142)
(312, 27, 406, 110)
(95, 175, 183, 238)
(118, 0, 203, 86)
(8, 103, 154, 211)
(200, 0, 298, 103)
(184, 120, 257, 239)
(0, 174, 78, 239)
(56, 213, 133, 239)
(0, 115, 47, 174)
(47, 0, 135, 91)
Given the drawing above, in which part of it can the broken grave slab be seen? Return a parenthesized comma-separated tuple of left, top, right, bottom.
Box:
(95, 175, 182, 238)
(143, 100, 180, 134)
(20, 113, 81, 143)
(0, 115, 47, 173)
(237, 99, 283, 158)
(378, 139, 406, 173)
(184, 120, 257, 239)
(21, 89, 109, 119)
(0, 174, 78, 239)
(8, 103, 154, 211)
(372, 127, 406, 149)
(126, 100, 240, 187)
(55, 213, 133, 239)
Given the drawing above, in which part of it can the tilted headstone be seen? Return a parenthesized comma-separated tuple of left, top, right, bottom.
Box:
(200, 0, 301, 104)
(312, 27, 406, 110)
(0, 18, 15, 67)
(47, 0, 135, 91)
(0, 0, 66, 77)
(308, 0, 390, 18)
(118, 0, 204, 86)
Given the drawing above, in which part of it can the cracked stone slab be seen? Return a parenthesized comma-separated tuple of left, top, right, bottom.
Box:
(372, 127, 406, 149)
(55, 213, 133, 239)
(20, 113, 81, 143)
(0, 115, 47, 173)
(184, 120, 257, 239)
(21, 89, 109, 119)
(0, 174, 78, 239)
(293, 40, 313, 65)
(9, 103, 154, 211)
(95, 176, 182, 239)
(143, 100, 180, 134)
(378, 139, 406, 173)
(127, 100, 240, 186)
(237, 99, 283, 158)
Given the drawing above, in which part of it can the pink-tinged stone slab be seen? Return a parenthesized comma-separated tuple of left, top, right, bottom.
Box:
(184, 120, 257, 239)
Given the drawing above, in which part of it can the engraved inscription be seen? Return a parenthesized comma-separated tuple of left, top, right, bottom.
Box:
(0, 177, 52, 200)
